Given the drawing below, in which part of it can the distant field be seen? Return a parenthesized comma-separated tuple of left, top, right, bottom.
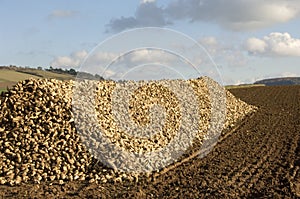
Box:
(0, 69, 41, 82)
(0, 68, 74, 93)
(225, 84, 265, 89)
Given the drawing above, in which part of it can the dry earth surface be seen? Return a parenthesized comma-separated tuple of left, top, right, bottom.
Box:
(0, 83, 299, 198)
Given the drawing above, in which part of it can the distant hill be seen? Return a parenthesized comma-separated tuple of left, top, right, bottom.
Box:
(0, 65, 103, 93)
(254, 77, 300, 86)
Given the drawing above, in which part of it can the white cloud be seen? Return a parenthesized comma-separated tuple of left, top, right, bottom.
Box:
(141, 0, 156, 4)
(48, 10, 78, 20)
(129, 49, 175, 64)
(200, 36, 218, 47)
(245, 38, 267, 54)
(245, 32, 300, 56)
(199, 36, 220, 54)
(50, 50, 119, 77)
(199, 36, 248, 67)
(89, 52, 118, 64)
(280, 72, 299, 77)
(50, 50, 88, 68)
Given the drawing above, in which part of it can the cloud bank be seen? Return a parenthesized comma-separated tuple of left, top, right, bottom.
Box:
(106, 0, 300, 32)
(50, 49, 177, 69)
(106, 2, 171, 33)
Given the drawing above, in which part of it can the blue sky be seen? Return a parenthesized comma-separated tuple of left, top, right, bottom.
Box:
(0, 0, 300, 85)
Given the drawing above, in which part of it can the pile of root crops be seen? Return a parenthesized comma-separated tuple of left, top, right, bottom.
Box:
(0, 77, 256, 186)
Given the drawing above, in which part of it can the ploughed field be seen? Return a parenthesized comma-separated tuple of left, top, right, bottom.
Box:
(0, 84, 300, 198)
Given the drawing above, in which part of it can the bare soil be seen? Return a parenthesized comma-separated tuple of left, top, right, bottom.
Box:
(0, 85, 299, 198)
